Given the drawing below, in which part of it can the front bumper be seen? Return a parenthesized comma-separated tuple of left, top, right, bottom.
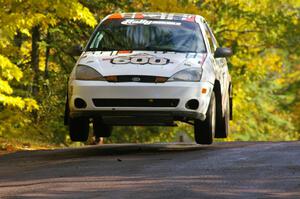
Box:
(69, 80, 213, 122)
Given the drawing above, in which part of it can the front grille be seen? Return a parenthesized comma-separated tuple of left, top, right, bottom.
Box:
(92, 99, 179, 107)
(118, 76, 156, 83)
(105, 76, 167, 83)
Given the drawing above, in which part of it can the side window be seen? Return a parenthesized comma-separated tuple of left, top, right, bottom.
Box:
(89, 31, 104, 49)
(208, 26, 219, 48)
(204, 23, 218, 53)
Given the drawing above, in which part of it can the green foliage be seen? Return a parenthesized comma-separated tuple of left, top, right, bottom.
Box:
(0, 0, 299, 148)
(199, 0, 300, 141)
(0, 0, 96, 146)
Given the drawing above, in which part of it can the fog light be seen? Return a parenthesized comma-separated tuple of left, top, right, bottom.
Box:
(74, 98, 87, 109)
(185, 99, 199, 110)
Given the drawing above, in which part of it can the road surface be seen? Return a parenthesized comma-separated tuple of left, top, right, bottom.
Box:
(0, 142, 299, 198)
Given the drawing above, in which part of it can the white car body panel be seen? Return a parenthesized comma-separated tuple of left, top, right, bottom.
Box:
(70, 80, 213, 120)
(76, 51, 206, 77)
(69, 51, 213, 121)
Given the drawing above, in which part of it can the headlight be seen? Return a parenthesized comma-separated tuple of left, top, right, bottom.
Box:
(168, 68, 202, 82)
(75, 65, 105, 81)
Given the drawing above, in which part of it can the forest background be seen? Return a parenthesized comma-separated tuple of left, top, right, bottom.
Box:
(0, 0, 299, 150)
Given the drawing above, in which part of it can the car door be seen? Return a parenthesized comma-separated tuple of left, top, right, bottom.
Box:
(204, 23, 230, 109)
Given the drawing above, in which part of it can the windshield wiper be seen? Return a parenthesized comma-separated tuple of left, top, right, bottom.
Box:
(87, 47, 200, 53)
(87, 47, 120, 51)
(143, 46, 196, 53)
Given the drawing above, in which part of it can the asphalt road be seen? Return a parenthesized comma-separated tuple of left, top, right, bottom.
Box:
(0, 142, 299, 199)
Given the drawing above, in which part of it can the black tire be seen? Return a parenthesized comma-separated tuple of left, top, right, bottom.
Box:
(64, 98, 69, 126)
(229, 84, 233, 120)
(93, 118, 113, 138)
(69, 117, 89, 142)
(229, 95, 233, 120)
(215, 95, 230, 138)
(194, 91, 216, 145)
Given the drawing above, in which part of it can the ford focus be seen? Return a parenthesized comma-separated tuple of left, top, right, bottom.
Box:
(65, 13, 233, 145)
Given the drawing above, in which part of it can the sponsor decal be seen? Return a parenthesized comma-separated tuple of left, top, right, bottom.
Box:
(121, 19, 181, 26)
(105, 53, 170, 65)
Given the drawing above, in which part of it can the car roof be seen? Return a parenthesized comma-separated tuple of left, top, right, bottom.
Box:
(106, 12, 205, 23)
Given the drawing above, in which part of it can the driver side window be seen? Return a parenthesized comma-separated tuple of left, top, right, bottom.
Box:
(204, 23, 218, 53)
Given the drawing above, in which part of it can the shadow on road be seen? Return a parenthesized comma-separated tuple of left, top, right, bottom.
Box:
(1, 143, 212, 161)
(0, 142, 299, 199)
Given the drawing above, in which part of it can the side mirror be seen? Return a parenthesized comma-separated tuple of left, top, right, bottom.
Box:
(214, 47, 233, 58)
(70, 45, 83, 56)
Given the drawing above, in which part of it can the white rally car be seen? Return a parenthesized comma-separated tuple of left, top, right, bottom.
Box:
(65, 13, 233, 145)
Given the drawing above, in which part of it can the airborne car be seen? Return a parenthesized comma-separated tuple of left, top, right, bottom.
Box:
(65, 13, 233, 145)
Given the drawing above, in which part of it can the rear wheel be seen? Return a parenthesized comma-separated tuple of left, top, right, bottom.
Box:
(215, 96, 230, 138)
(69, 117, 89, 142)
(194, 91, 216, 145)
(93, 118, 113, 138)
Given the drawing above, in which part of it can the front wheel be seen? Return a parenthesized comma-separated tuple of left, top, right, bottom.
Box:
(194, 91, 216, 145)
(69, 117, 89, 142)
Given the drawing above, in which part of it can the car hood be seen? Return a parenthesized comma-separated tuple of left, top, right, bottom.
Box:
(77, 51, 207, 77)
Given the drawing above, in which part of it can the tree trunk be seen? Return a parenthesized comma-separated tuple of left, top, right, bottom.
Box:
(44, 30, 50, 79)
(31, 25, 40, 97)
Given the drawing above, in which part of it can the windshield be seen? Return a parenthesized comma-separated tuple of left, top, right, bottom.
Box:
(87, 19, 206, 53)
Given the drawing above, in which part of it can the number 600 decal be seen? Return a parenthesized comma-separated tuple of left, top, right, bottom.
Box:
(111, 57, 170, 65)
